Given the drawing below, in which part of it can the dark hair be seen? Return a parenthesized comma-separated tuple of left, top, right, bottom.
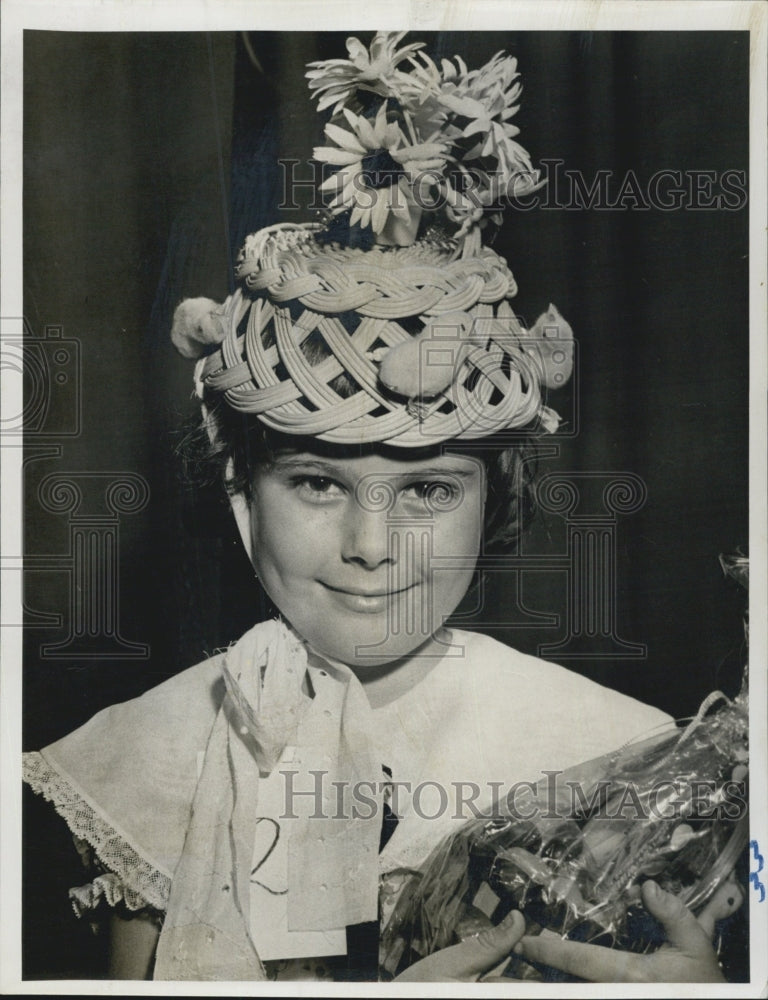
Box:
(186, 394, 540, 555)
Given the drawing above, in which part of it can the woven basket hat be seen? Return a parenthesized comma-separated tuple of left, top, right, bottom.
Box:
(171, 34, 573, 448)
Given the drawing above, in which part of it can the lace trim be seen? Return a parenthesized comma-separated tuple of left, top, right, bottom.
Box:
(69, 872, 161, 918)
(23, 751, 171, 913)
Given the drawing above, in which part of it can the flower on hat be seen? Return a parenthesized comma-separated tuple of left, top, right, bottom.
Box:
(314, 101, 448, 234)
(306, 31, 425, 115)
(443, 158, 544, 237)
(410, 50, 544, 228)
(307, 33, 545, 246)
(440, 52, 533, 174)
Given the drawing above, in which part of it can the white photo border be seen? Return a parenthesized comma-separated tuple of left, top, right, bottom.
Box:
(2, 2, 766, 997)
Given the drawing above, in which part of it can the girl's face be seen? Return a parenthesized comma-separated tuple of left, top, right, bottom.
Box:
(247, 447, 486, 668)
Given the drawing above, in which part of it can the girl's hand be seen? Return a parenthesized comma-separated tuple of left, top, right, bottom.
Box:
(393, 878, 742, 983)
(515, 880, 736, 983)
(393, 909, 525, 982)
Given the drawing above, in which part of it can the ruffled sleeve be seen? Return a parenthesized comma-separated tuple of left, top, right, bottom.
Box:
(23, 654, 226, 919)
(23, 750, 170, 915)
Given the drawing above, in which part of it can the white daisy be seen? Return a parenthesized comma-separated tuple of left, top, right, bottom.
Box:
(408, 50, 535, 181)
(306, 32, 425, 115)
(313, 102, 447, 235)
(447, 53, 534, 176)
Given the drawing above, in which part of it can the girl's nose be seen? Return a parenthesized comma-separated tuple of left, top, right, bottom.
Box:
(341, 505, 395, 569)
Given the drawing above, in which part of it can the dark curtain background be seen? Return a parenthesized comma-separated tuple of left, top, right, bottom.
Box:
(22, 30, 749, 978)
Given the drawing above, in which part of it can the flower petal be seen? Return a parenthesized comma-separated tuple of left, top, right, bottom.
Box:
(313, 146, 361, 165)
(316, 91, 349, 114)
(324, 122, 367, 154)
(356, 112, 380, 149)
(371, 189, 389, 232)
(319, 172, 345, 194)
(341, 107, 359, 128)
(390, 141, 446, 162)
(320, 164, 361, 195)
(345, 36, 368, 63)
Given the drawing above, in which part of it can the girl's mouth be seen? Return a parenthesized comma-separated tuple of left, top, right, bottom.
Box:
(321, 582, 415, 615)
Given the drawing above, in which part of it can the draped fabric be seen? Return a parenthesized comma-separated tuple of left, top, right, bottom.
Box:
(24, 626, 672, 979)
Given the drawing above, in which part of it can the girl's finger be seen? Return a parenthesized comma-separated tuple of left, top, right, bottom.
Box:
(396, 910, 525, 982)
(695, 879, 744, 938)
(640, 881, 713, 954)
(516, 933, 640, 983)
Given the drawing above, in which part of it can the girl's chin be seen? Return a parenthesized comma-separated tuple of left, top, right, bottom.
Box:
(306, 627, 450, 672)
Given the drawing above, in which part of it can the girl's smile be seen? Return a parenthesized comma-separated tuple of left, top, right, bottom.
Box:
(320, 581, 416, 615)
(247, 448, 486, 671)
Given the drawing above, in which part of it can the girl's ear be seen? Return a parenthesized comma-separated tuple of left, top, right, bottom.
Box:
(225, 457, 255, 564)
(202, 404, 256, 566)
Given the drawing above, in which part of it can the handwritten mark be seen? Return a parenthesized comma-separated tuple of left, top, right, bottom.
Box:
(749, 839, 765, 902)
(250, 817, 288, 895)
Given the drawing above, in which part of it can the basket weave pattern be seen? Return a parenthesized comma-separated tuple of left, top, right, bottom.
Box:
(200, 225, 543, 446)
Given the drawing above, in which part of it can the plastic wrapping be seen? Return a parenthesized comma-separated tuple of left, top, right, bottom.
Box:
(380, 555, 749, 980)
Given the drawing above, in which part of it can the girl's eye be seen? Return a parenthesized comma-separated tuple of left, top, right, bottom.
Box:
(293, 476, 345, 501)
(403, 480, 459, 507)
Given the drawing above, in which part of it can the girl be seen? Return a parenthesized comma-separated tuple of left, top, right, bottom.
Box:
(22, 30, 745, 984)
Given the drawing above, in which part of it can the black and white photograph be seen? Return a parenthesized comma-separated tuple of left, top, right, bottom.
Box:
(1, 1, 766, 993)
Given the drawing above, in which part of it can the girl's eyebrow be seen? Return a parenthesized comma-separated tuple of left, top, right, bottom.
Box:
(398, 466, 478, 479)
(270, 457, 348, 475)
(270, 457, 478, 478)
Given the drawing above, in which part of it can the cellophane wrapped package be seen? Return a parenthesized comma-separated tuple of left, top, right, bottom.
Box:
(380, 555, 749, 980)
